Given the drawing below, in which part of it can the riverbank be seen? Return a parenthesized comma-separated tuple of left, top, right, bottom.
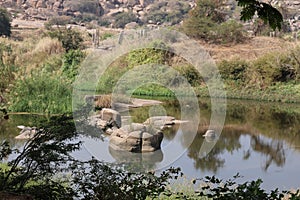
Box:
(1, 26, 299, 115)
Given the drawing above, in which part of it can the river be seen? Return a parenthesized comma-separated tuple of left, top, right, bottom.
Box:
(1, 98, 300, 191)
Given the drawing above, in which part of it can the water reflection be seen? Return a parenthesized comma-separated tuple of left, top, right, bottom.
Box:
(1, 99, 300, 190)
(130, 98, 300, 174)
(250, 135, 285, 171)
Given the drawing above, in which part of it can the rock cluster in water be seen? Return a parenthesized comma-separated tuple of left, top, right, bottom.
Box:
(88, 108, 185, 153)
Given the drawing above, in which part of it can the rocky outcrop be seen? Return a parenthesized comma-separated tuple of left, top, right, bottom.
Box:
(1, 0, 103, 20)
(2, 0, 300, 30)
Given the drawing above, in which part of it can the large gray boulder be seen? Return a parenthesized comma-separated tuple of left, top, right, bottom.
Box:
(109, 123, 163, 153)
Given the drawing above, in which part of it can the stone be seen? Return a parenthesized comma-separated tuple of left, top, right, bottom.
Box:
(109, 125, 163, 153)
(36, 0, 46, 8)
(15, 126, 40, 139)
(144, 116, 175, 127)
(120, 123, 145, 132)
(100, 108, 121, 128)
(125, 21, 139, 29)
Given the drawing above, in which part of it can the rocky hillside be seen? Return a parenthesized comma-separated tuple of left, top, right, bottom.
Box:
(0, 0, 299, 30)
(0, 0, 194, 28)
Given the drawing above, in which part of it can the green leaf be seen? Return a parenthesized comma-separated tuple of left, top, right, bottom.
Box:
(237, 0, 283, 30)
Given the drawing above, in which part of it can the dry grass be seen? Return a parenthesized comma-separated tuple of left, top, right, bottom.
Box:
(201, 36, 300, 62)
(93, 94, 112, 109)
(33, 37, 64, 55)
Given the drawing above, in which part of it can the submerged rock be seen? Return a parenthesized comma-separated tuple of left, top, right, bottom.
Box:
(15, 126, 38, 139)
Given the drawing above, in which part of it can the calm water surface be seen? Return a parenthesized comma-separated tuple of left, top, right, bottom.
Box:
(1, 99, 300, 191)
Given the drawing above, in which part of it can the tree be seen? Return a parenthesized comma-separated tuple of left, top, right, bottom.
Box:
(48, 28, 83, 52)
(183, 0, 247, 44)
(236, 0, 283, 30)
(0, 8, 11, 37)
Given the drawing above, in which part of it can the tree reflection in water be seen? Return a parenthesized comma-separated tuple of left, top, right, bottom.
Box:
(250, 135, 285, 171)
(184, 128, 287, 173)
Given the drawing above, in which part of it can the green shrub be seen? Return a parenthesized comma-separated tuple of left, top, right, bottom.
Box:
(183, 16, 216, 40)
(96, 58, 129, 93)
(126, 48, 169, 68)
(9, 73, 72, 114)
(48, 28, 84, 52)
(173, 65, 203, 86)
(183, 0, 247, 44)
(218, 59, 249, 82)
(250, 52, 298, 87)
(61, 49, 86, 82)
(100, 32, 114, 41)
(211, 20, 247, 44)
(113, 12, 137, 28)
(145, 11, 168, 24)
(194, 174, 299, 200)
(0, 42, 15, 94)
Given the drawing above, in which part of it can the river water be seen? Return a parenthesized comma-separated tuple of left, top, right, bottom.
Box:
(1, 98, 300, 191)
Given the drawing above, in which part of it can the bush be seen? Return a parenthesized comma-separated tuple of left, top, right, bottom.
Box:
(183, 16, 216, 40)
(173, 65, 203, 86)
(9, 73, 72, 114)
(250, 52, 297, 87)
(0, 42, 15, 94)
(218, 59, 249, 82)
(113, 12, 137, 28)
(33, 37, 65, 55)
(0, 8, 11, 37)
(183, 0, 247, 44)
(211, 20, 247, 44)
(194, 174, 299, 200)
(61, 49, 86, 82)
(48, 28, 83, 52)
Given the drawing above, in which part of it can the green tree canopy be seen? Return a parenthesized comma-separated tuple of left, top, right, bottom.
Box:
(237, 0, 283, 30)
(0, 8, 11, 37)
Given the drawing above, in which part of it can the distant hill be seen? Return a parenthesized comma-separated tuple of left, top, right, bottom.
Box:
(0, 0, 299, 30)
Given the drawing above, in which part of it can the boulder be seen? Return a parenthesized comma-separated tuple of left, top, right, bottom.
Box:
(100, 108, 121, 128)
(125, 21, 139, 29)
(88, 108, 121, 134)
(144, 116, 188, 129)
(143, 116, 175, 129)
(109, 123, 163, 152)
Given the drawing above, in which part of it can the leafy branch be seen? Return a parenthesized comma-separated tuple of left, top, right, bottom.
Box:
(237, 0, 283, 30)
